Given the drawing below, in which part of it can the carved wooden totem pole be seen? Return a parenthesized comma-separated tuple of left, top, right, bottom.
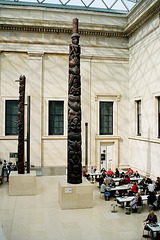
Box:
(68, 19, 82, 184)
(18, 75, 26, 174)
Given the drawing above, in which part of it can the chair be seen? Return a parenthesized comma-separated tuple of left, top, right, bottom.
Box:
(141, 229, 150, 239)
(100, 191, 105, 199)
(125, 206, 132, 215)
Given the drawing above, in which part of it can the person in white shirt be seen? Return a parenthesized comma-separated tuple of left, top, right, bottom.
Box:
(148, 181, 155, 193)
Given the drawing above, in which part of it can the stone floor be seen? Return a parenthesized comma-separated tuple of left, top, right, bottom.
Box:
(0, 175, 159, 240)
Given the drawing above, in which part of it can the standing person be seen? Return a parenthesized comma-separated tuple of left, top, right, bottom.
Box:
(6, 165, 11, 182)
(97, 175, 104, 188)
(82, 166, 86, 177)
(148, 180, 155, 195)
(147, 191, 156, 206)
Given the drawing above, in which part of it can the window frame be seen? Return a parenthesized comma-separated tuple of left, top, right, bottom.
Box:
(158, 97, 160, 138)
(5, 99, 18, 136)
(48, 100, 64, 136)
(99, 101, 113, 135)
(136, 100, 141, 136)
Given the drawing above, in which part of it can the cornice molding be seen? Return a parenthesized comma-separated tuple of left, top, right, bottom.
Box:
(125, 0, 160, 37)
(0, 24, 127, 38)
(0, 0, 159, 39)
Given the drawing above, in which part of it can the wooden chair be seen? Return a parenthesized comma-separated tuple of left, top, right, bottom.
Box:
(141, 227, 150, 240)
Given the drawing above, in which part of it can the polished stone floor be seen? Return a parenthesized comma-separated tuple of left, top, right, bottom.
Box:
(0, 175, 159, 240)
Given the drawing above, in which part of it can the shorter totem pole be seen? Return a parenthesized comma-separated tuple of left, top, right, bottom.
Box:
(17, 75, 26, 174)
(67, 19, 82, 184)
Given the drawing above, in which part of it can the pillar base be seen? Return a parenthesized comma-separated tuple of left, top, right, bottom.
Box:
(9, 171, 37, 196)
(58, 177, 93, 210)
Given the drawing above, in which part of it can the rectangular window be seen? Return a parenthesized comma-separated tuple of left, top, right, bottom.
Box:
(100, 101, 113, 135)
(137, 100, 141, 136)
(5, 100, 18, 135)
(49, 101, 64, 135)
(158, 97, 160, 138)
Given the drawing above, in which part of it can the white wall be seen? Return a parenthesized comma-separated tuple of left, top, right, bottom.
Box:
(129, 14, 160, 179)
(0, 2, 159, 178)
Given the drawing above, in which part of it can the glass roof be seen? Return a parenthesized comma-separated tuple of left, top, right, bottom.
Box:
(1, 0, 140, 14)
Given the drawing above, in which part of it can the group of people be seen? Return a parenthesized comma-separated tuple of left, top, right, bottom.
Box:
(0, 160, 18, 182)
(99, 167, 140, 200)
(139, 176, 160, 210)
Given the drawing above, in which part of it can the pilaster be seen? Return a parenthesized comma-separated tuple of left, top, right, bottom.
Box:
(28, 52, 44, 166)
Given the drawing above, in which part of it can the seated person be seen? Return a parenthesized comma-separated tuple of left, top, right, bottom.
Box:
(105, 175, 112, 185)
(115, 168, 119, 178)
(126, 168, 133, 177)
(148, 181, 155, 194)
(143, 211, 158, 234)
(155, 177, 160, 192)
(119, 178, 125, 186)
(82, 166, 90, 180)
(120, 172, 125, 179)
(125, 175, 130, 184)
(109, 179, 115, 188)
(109, 179, 116, 197)
(100, 167, 106, 172)
(100, 181, 110, 200)
(130, 194, 138, 212)
(134, 171, 140, 178)
(130, 182, 138, 195)
(101, 171, 106, 179)
(90, 166, 95, 173)
(139, 178, 147, 193)
(137, 192, 142, 206)
(106, 169, 114, 177)
(146, 177, 152, 184)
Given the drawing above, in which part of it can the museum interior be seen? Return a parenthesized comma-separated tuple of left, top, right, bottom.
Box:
(0, 0, 160, 239)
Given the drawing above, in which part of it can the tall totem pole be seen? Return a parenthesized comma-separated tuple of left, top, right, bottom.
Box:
(18, 75, 26, 174)
(68, 19, 82, 184)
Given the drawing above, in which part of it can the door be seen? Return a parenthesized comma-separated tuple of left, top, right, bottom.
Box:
(100, 145, 112, 171)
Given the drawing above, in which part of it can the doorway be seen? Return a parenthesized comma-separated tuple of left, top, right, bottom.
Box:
(100, 145, 113, 171)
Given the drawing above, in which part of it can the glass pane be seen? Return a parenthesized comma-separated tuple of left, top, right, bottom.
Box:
(100, 101, 113, 135)
(158, 98, 160, 137)
(5, 100, 18, 135)
(137, 100, 141, 135)
(49, 101, 64, 135)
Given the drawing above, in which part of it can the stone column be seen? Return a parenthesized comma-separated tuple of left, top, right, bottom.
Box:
(67, 19, 82, 184)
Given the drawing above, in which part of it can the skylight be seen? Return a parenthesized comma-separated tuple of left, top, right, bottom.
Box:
(2, 0, 140, 13)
